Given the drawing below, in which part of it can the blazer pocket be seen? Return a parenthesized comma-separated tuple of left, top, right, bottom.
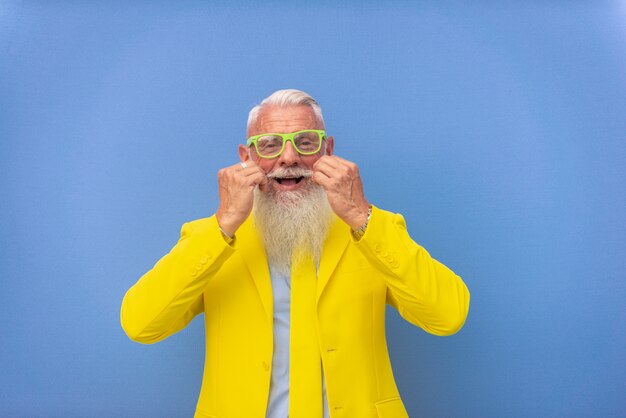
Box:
(375, 397, 410, 418)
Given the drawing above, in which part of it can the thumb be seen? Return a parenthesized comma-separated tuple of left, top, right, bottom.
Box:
(258, 175, 269, 192)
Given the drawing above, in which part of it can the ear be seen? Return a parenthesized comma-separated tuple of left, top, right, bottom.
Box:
(238, 144, 251, 162)
(325, 136, 335, 156)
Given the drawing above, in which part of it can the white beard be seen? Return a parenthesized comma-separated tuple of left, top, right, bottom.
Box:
(253, 169, 333, 277)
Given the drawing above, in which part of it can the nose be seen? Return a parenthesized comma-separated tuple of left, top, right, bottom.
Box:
(277, 140, 300, 166)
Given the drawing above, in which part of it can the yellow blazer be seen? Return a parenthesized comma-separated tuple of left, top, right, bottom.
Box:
(121, 206, 470, 418)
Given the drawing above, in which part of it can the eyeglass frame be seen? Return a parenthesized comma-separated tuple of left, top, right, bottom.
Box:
(246, 129, 327, 159)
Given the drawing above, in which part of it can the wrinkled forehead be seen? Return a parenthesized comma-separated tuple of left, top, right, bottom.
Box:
(247, 105, 324, 137)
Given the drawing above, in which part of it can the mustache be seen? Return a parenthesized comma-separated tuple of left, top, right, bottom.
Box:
(266, 167, 313, 179)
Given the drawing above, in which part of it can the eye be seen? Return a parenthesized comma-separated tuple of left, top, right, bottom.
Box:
(295, 132, 319, 151)
(257, 136, 282, 151)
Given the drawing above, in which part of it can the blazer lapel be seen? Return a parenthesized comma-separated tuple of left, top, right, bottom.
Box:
(235, 215, 350, 319)
(237, 217, 273, 323)
(316, 216, 350, 302)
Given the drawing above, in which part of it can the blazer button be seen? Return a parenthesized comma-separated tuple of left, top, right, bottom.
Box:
(374, 243, 382, 253)
(200, 256, 208, 264)
(262, 361, 270, 372)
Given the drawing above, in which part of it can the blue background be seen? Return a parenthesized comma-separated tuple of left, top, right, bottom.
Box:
(1, 1, 625, 417)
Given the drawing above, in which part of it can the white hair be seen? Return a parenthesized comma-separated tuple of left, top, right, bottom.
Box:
(252, 166, 333, 277)
(247, 89, 324, 131)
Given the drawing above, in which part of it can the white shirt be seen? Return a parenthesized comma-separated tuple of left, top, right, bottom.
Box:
(266, 265, 329, 418)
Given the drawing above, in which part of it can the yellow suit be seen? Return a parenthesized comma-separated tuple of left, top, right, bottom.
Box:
(121, 206, 470, 417)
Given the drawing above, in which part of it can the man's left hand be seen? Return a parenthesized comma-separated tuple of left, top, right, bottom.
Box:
(312, 155, 370, 230)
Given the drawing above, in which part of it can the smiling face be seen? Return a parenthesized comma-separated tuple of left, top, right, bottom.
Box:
(239, 105, 334, 193)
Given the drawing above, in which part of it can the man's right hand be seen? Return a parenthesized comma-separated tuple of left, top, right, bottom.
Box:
(216, 160, 268, 236)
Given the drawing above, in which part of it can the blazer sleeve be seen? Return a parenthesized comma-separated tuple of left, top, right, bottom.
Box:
(120, 215, 236, 344)
(353, 206, 470, 336)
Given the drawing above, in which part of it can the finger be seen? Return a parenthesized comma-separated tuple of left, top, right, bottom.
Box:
(233, 159, 258, 172)
(311, 171, 332, 188)
(313, 155, 338, 169)
(244, 170, 269, 189)
(314, 157, 349, 179)
(256, 167, 269, 191)
(239, 166, 267, 182)
(328, 155, 355, 166)
(313, 156, 341, 175)
(327, 155, 359, 174)
(258, 175, 269, 192)
(243, 158, 260, 167)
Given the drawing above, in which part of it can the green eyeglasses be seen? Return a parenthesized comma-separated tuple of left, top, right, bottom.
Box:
(246, 129, 326, 159)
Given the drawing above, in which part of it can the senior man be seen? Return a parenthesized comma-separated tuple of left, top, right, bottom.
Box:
(121, 89, 470, 418)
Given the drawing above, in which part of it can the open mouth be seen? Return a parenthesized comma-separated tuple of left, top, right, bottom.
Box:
(275, 176, 305, 186)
